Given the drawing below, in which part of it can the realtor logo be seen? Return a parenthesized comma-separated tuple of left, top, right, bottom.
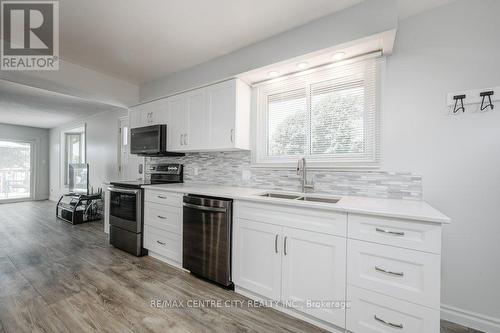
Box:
(1, 0, 59, 70)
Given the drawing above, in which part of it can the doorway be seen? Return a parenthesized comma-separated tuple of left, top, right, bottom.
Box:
(0, 140, 33, 202)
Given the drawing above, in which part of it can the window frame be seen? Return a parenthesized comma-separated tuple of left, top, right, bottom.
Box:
(252, 54, 382, 170)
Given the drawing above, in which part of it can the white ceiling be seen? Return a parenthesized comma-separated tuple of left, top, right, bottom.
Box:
(59, 0, 364, 84)
(57, 0, 457, 84)
(397, 0, 457, 19)
(0, 80, 125, 128)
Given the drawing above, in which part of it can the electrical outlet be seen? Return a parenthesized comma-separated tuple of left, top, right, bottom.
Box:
(193, 167, 199, 176)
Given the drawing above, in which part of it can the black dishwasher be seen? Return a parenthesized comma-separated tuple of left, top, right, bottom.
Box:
(182, 194, 233, 287)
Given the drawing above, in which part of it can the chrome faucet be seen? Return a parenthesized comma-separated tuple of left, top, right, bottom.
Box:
(297, 157, 314, 193)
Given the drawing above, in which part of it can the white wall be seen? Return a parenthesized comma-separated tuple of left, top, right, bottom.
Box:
(382, 1, 500, 330)
(140, 0, 398, 101)
(0, 123, 49, 200)
(49, 108, 127, 201)
(138, 0, 500, 330)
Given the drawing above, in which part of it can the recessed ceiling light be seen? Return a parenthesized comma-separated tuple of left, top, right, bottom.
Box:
(332, 52, 345, 61)
(297, 62, 309, 69)
(268, 71, 280, 77)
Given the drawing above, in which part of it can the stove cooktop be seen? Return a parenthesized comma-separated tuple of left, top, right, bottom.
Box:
(110, 163, 183, 189)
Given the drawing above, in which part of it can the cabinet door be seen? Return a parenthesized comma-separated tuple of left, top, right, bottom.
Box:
(129, 108, 143, 128)
(145, 99, 169, 126)
(206, 80, 236, 149)
(233, 218, 282, 301)
(185, 89, 206, 150)
(168, 95, 188, 151)
(282, 227, 347, 327)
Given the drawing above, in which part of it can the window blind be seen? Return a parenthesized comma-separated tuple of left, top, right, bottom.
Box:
(255, 54, 380, 167)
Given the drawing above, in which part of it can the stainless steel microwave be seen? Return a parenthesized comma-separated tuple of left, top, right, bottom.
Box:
(130, 125, 184, 156)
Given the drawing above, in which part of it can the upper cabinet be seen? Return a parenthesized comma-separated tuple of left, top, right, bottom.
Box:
(168, 78, 251, 152)
(130, 78, 251, 152)
(129, 98, 169, 128)
(205, 79, 250, 151)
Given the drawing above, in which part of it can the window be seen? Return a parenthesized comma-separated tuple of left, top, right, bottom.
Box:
(0, 140, 32, 201)
(254, 55, 380, 168)
(61, 125, 86, 186)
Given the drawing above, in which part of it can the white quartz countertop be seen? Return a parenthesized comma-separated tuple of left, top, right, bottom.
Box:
(142, 183, 450, 224)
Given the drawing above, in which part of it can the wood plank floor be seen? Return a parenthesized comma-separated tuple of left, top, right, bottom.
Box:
(0, 201, 484, 333)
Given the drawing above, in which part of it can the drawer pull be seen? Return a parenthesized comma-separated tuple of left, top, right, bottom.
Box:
(375, 227, 405, 236)
(157, 195, 167, 199)
(374, 315, 403, 329)
(275, 234, 279, 254)
(283, 236, 288, 255)
(156, 240, 166, 245)
(157, 215, 167, 219)
(375, 266, 404, 277)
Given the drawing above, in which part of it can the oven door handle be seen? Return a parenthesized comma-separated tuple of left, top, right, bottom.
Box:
(183, 202, 227, 213)
(107, 186, 140, 194)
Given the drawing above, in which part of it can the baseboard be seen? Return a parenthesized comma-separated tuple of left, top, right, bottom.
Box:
(441, 303, 500, 333)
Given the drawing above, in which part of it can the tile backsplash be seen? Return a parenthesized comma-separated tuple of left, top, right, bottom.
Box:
(146, 151, 422, 200)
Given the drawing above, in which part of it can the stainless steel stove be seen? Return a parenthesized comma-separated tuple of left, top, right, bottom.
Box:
(108, 163, 183, 256)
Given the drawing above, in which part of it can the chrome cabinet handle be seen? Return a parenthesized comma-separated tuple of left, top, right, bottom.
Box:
(157, 195, 167, 199)
(374, 315, 403, 329)
(156, 240, 166, 245)
(230, 129, 235, 143)
(180, 134, 183, 145)
(275, 234, 279, 253)
(375, 227, 405, 236)
(284, 236, 287, 255)
(157, 215, 167, 219)
(375, 266, 404, 277)
(183, 133, 188, 145)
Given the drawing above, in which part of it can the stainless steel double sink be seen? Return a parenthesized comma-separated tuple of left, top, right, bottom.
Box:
(259, 192, 341, 204)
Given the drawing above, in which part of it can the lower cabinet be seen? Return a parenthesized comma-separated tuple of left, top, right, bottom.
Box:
(233, 219, 282, 300)
(233, 217, 347, 329)
(143, 190, 183, 267)
(144, 225, 182, 264)
(346, 286, 440, 333)
(282, 228, 346, 327)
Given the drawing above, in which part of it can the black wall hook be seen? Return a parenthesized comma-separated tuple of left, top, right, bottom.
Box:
(453, 94, 466, 113)
(480, 91, 494, 111)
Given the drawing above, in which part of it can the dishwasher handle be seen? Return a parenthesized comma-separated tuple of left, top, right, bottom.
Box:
(183, 202, 227, 213)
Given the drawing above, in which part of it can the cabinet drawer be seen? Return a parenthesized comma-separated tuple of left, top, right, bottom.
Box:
(348, 214, 441, 253)
(144, 225, 182, 263)
(347, 286, 440, 333)
(347, 239, 440, 308)
(145, 190, 182, 207)
(144, 202, 181, 235)
(234, 201, 347, 237)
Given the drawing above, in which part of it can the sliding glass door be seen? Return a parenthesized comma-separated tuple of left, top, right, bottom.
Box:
(0, 140, 32, 201)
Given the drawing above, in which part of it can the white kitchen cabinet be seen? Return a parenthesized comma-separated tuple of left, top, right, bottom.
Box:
(184, 89, 207, 150)
(233, 218, 282, 301)
(346, 286, 440, 333)
(347, 239, 441, 308)
(168, 94, 188, 151)
(206, 79, 250, 150)
(232, 199, 444, 333)
(282, 227, 346, 327)
(166, 78, 251, 152)
(233, 203, 347, 330)
(129, 99, 169, 129)
(143, 189, 183, 268)
(129, 108, 142, 128)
